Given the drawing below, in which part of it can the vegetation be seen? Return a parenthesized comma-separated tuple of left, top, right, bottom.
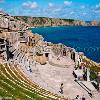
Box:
(89, 65, 100, 81)
(0, 64, 66, 100)
(14, 16, 78, 27)
(63, 19, 74, 23)
(22, 16, 28, 23)
(90, 70, 97, 80)
(83, 58, 100, 73)
(83, 58, 100, 81)
(90, 65, 100, 73)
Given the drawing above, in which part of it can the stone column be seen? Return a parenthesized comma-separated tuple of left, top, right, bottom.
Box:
(87, 68, 90, 81)
(48, 53, 52, 61)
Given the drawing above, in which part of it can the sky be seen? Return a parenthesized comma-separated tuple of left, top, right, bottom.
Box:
(0, 0, 100, 21)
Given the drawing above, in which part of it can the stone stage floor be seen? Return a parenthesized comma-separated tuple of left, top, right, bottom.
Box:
(18, 58, 100, 100)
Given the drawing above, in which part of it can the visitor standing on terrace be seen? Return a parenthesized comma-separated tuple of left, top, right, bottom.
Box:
(59, 83, 64, 94)
(82, 95, 86, 100)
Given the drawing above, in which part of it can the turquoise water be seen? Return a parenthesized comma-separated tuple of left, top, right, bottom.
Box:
(31, 26, 100, 63)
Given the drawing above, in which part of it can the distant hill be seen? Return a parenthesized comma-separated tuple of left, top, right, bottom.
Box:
(0, 10, 100, 32)
(13, 16, 87, 27)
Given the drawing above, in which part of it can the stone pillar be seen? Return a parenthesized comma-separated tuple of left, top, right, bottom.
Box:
(68, 51, 71, 59)
(15, 41, 20, 50)
(48, 53, 52, 61)
(75, 52, 78, 67)
(87, 68, 90, 81)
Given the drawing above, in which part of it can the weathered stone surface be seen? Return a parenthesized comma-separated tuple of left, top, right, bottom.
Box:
(0, 11, 29, 32)
(0, 16, 9, 29)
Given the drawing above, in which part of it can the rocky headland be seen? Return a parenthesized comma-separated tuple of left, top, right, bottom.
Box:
(14, 16, 100, 27)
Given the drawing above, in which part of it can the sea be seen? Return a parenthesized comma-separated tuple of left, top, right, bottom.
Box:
(31, 26, 100, 63)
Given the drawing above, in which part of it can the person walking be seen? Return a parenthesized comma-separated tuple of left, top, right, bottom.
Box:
(82, 95, 86, 100)
(60, 83, 64, 94)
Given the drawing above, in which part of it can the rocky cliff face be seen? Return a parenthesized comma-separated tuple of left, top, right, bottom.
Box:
(0, 11, 29, 32)
(14, 16, 88, 27)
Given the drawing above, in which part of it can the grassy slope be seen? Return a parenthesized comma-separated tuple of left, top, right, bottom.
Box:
(0, 64, 66, 100)
(14, 16, 80, 27)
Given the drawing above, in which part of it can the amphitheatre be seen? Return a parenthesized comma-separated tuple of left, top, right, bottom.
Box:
(0, 11, 100, 100)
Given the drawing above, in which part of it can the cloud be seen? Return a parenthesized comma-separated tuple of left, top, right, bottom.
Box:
(82, 12, 87, 15)
(96, 3, 100, 8)
(22, 1, 38, 9)
(81, 5, 85, 9)
(48, 3, 54, 7)
(64, 0, 72, 6)
(70, 11, 74, 15)
(93, 10, 100, 13)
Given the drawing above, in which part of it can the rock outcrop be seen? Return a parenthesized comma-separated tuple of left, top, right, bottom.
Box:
(0, 11, 29, 32)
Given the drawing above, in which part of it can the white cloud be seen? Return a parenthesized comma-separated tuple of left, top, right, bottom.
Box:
(64, 0, 72, 6)
(53, 8, 61, 12)
(81, 5, 85, 9)
(96, 3, 100, 8)
(22, 1, 38, 9)
(94, 10, 100, 13)
(82, 12, 87, 15)
(70, 11, 74, 15)
(48, 3, 54, 7)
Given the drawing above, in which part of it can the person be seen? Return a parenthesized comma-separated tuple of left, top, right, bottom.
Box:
(82, 95, 86, 100)
(59, 83, 63, 94)
(75, 95, 80, 100)
(79, 66, 82, 69)
(57, 57, 60, 60)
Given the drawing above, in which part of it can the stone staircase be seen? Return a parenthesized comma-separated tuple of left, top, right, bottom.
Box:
(76, 80, 95, 97)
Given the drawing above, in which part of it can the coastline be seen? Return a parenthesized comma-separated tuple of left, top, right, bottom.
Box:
(29, 27, 100, 67)
(30, 26, 100, 63)
(0, 11, 100, 99)
(29, 25, 100, 29)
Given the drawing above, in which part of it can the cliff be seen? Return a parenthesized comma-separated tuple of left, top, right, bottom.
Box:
(14, 16, 87, 27)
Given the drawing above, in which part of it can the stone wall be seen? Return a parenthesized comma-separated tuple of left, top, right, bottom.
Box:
(0, 11, 29, 32)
